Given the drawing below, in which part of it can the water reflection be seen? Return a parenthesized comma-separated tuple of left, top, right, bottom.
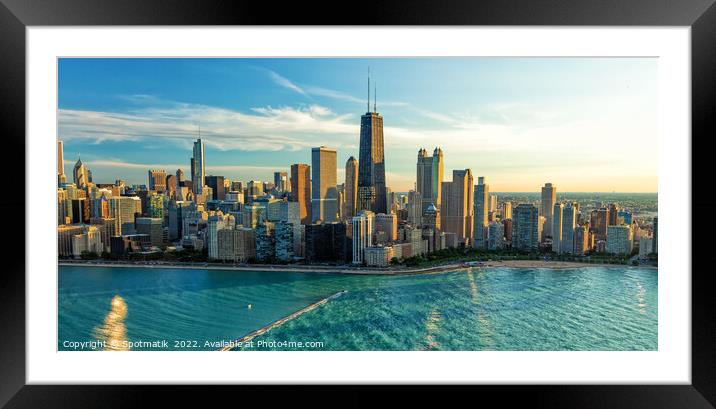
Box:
(93, 295, 129, 351)
(468, 269, 495, 349)
(635, 280, 647, 314)
(421, 307, 442, 350)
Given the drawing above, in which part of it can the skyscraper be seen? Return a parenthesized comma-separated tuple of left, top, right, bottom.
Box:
(290, 163, 311, 225)
(591, 208, 609, 241)
(407, 190, 422, 226)
(311, 147, 338, 223)
(487, 221, 505, 250)
(416, 147, 444, 215)
(502, 201, 513, 220)
(606, 225, 633, 255)
(165, 174, 177, 198)
(608, 203, 619, 225)
(352, 210, 374, 264)
(560, 202, 578, 254)
(273, 171, 288, 193)
(57, 140, 66, 185)
(473, 176, 489, 249)
(204, 175, 226, 201)
(541, 183, 556, 238)
(440, 169, 474, 245)
(357, 76, 387, 214)
(375, 212, 398, 242)
(191, 138, 205, 195)
(574, 225, 589, 255)
(73, 156, 90, 189)
(344, 156, 358, 220)
(148, 169, 167, 192)
(552, 202, 564, 253)
(489, 194, 498, 213)
(513, 204, 540, 251)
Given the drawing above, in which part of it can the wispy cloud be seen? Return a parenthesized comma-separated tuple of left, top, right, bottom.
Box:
(266, 69, 307, 96)
(264, 69, 409, 109)
(59, 102, 358, 152)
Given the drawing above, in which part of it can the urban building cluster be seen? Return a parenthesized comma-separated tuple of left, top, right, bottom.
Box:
(57, 82, 658, 267)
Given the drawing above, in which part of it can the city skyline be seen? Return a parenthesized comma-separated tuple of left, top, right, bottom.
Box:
(58, 58, 657, 192)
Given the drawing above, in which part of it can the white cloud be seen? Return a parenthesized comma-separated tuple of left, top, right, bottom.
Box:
(266, 69, 307, 96)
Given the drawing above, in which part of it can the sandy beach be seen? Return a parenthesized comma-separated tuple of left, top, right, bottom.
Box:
(58, 259, 654, 275)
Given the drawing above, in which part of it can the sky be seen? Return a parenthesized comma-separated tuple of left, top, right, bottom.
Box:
(58, 58, 658, 192)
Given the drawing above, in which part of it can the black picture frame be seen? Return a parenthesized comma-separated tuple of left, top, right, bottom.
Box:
(1, 0, 714, 407)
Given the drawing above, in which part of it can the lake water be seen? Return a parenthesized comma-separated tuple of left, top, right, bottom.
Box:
(58, 265, 657, 351)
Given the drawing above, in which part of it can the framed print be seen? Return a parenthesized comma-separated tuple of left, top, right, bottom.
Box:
(2, 0, 715, 407)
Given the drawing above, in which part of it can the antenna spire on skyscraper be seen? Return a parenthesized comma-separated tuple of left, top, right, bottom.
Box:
(367, 67, 370, 113)
(374, 82, 377, 113)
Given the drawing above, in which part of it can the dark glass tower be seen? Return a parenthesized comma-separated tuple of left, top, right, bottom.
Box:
(357, 75, 387, 214)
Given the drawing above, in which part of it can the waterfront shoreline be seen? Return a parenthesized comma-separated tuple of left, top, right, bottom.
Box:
(58, 259, 655, 275)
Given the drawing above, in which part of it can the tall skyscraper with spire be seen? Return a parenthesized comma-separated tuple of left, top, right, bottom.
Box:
(191, 137, 205, 195)
(357, 70, 387, 214)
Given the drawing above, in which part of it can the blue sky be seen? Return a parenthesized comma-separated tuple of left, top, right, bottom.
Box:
(58, 58, 657, 192)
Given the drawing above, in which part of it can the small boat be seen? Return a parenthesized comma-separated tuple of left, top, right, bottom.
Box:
(247, 304, 252, 309)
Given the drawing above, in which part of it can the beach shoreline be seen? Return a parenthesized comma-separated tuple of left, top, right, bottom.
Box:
(58, 259, 656, 275)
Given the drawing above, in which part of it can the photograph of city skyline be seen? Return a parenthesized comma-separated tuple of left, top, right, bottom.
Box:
(58, 58, 657, 351)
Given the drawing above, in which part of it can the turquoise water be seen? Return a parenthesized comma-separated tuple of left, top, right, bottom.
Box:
(58, 265, 657, 351)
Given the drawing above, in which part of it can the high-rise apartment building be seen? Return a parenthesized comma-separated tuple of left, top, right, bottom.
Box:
(352, 210, 374, 264)
(608, 203, 619, 226)
(305, 222, 347, 263)
(552, 202, 564, 252)
(488, 221, 505, 250)
(489, 195, 498, 213)
(473, 176, 489, 249)
(375, 212, 398, 242)
(217, 227, 255, 262)
(606, 225, 633, 255)
(574, 225, 590, 255)
(440, 169, 474, 245)
(502, 201, 512, 220)
(560, 202, 578, 254)
(541, 183, 557, 238)
(591, 208, 610, 241)
(513, 204, 540, 251)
